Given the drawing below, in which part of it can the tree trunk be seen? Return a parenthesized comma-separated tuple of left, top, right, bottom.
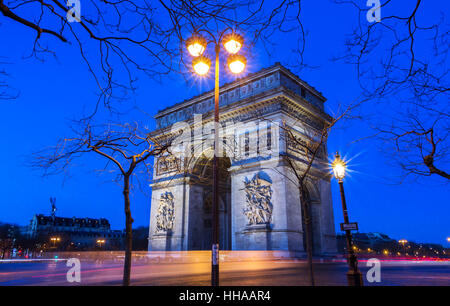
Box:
(122, 175, 133, 286)
(299, 185, 315, 286)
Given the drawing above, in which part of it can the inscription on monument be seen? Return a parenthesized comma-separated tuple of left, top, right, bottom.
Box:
(156, 192, 175, 232)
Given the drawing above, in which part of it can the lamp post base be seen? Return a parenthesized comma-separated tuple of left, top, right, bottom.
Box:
(346, 270, 364, 286)
(211, 264, 219, 286)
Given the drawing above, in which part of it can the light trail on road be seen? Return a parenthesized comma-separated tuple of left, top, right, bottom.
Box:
(0, 251, 449, 286)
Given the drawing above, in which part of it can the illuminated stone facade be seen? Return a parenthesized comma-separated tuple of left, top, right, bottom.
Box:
(148, 64, 336, 256)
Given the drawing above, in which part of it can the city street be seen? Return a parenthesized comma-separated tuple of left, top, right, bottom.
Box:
(0, 252, 448, 286)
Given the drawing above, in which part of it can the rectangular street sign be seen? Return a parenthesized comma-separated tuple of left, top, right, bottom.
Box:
(340, 222, 358, 231)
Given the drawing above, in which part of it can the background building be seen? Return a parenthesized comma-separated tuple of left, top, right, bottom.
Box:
(27, 214, 125, 250)
(148, 64, 336, 255)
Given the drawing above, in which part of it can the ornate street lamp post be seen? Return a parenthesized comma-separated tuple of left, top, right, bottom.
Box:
(331, 152, 363, 286)
(186, 29, 246, 286)
(398, 239, 408, 256)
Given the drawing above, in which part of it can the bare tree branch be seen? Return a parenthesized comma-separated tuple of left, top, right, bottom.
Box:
(30, 119, 170, 285)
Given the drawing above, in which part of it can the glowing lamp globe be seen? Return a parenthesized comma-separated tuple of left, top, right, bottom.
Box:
(192, 56, 211, 76)
(227, 54, 246, 74)
(223, 33, 244, 54)
(331, 152, 346, 180)
(186, 35, 207, 57)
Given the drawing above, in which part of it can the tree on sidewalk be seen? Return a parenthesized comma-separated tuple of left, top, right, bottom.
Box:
(31, 120, 169, 285)
(257, 106, 349, 285)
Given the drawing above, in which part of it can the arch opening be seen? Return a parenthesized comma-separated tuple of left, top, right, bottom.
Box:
(187, 154, 232, 250)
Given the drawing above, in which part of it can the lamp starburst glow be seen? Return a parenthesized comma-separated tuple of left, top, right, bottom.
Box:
(227, 54, 246, 74)
(192, 56, 211, 76)
(223, 33, 244, 54)
(186, 35, 207, 57)
(331, 152, 346, 181)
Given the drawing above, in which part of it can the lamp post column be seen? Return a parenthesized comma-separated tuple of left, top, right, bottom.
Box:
(211, 43, 220, 287)
(186, 31, 246, 286)
(339, 180, 363, 286)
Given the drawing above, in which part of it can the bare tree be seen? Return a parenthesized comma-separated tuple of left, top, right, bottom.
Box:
(0, 0, 308, 109)
(245, 104, 349, 285)
(31, 120, 169, 286)
(375, 112, 449, 180)
(335, 0, 449, 181)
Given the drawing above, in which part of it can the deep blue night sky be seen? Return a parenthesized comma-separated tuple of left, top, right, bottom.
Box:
(1, 1, 448, 245)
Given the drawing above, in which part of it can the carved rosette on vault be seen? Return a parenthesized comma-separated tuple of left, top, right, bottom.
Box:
(156, 192, 175, 233)
(243, 175, 273, 226)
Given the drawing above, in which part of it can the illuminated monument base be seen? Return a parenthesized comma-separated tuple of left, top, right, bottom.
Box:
(148, 64, 336, 256)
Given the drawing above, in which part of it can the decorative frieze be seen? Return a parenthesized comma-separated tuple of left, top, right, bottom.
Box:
(286, 131, 327, 161)
(156, 155, 181, 176)
(280, 102, 324, 131)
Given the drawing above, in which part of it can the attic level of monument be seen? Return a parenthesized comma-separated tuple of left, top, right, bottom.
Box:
(153, 63, 329, 132)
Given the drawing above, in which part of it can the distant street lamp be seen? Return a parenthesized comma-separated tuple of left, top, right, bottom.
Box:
(97, 239, 106, 249)
(447, 237, 450, 243)
(185, 29, 247, 287)
(331, 152, 363, 286)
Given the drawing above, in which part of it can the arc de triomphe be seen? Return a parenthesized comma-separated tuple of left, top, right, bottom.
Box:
(148, 63, 336, 256)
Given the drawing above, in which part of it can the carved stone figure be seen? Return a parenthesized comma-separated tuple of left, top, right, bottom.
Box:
(156, 192, 175, 232)
(243, 175, 273, 225)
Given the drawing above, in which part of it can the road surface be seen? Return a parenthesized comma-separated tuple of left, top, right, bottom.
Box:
(0, 251, 450, 286)
(0, 252, 449, 286)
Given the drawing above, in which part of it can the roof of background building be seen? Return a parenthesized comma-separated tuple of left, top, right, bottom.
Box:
(34, 214, 110, 228)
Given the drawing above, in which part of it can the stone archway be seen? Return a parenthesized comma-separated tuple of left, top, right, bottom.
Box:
(148, 64, 337, 254)
(187, 154, 232, 250)
(301, 182, 322, 255)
